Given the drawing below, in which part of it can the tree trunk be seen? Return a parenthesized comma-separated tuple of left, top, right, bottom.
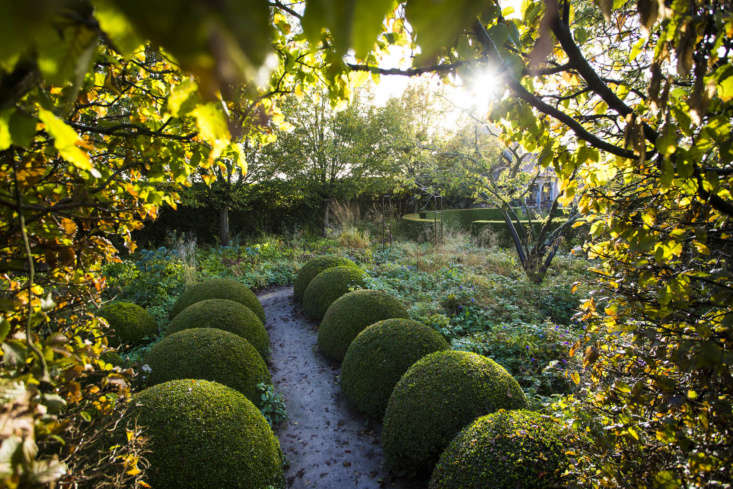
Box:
(219, 206, 230, 246)
(322, 198, 331, 237)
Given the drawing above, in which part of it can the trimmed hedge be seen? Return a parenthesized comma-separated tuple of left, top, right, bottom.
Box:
(170, 278, 265, 323)
(429, 410, 569, 489)
(145, 328, 271, 404)
(129, 379, 284, 489)
(382, 350, 527, 475)
(293, 255, 357, 303)
(99, 301, 157, 345)
(302, 265, 367, 320)
(166, 299, 270, 359)
(317, 290, 409, 363)
(340, 318, 449, 419)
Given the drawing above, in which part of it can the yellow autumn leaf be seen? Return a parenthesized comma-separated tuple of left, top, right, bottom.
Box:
(38, 108, 98, 177)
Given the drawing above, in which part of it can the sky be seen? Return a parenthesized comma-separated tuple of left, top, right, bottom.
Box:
(369, 0, 523, 111)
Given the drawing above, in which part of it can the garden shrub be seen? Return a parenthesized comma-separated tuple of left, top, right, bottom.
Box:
(98, 301, 157, 345)
(166, 299, 270, 358)
(144, 328, 271, 404)
(382, 350, 527, 475)
(293, 255, 356, 303)
(129, 379, 284, 489)
(340, 318, 449, 418)
(302, 265, 367, 320)
(170, 278, 265, 323)
(317, 290, 409, 362)
(429, 410, 569, 489)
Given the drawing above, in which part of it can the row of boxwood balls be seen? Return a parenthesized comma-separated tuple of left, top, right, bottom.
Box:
(99, 278, 285, 489)
(296, 255, 571, 489)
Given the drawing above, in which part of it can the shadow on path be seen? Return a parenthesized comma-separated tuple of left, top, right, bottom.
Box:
(259, 287, 424, 489)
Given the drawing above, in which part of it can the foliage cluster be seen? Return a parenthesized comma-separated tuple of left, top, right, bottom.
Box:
(382, 350, 528, 475)
(256, 382, 288, 428)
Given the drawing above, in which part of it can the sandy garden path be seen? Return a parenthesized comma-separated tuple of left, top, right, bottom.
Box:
(259, 287, 422, 489)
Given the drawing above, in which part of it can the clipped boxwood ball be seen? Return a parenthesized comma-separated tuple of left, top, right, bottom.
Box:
(166, 299, 270, 359)
(130, 379, 284, 489)
(318, 290, 409, 363)
(99, 301, 157, 345)
(382, 350, 528, 475)
(294, 255, 356, 303)
(145, 328, 271, 404)
(170, 278, 265, 323)
(429, 410, 569, 489)
(302, 265, 367, 320)
(341, 318, 449, 419)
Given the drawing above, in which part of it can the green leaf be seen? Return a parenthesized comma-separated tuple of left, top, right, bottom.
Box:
(10, 110, 38, 148)
(168, 79, 199, 117)
(405, 0, 487, 62)
(0, 318, 10, 343)
(655, 125, 677, 156)
(0, 111, 10, 151)
(92, 0, 142, 55)
(38, 109, 97, 176)
(192, 103, 231, 160)
(36, 23, 98, 86)
(717, 71, 733, 102)
(487, 23, 509, 47)
(353, 0, 395, 58)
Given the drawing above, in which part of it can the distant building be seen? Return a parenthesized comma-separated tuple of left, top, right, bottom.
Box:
(500, 149, 560, 210)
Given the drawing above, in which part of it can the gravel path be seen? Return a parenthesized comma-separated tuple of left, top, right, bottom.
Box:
(259, 287, 422, 489)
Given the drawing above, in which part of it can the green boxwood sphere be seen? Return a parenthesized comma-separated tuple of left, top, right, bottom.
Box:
(302, 265, 367, 320)
(99, 301, 157, 345)
(144, 328, 271, 404)
(382, 350, 528, 475)
(429, 410, 569, 489)
(318, 290, 409, 363)
(130, 379, 284, 489)
(166, 299, 270, 359)
(170, 278, 265, 323)
(341, 318, 449, 419)
(294, 256, 356, 303)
